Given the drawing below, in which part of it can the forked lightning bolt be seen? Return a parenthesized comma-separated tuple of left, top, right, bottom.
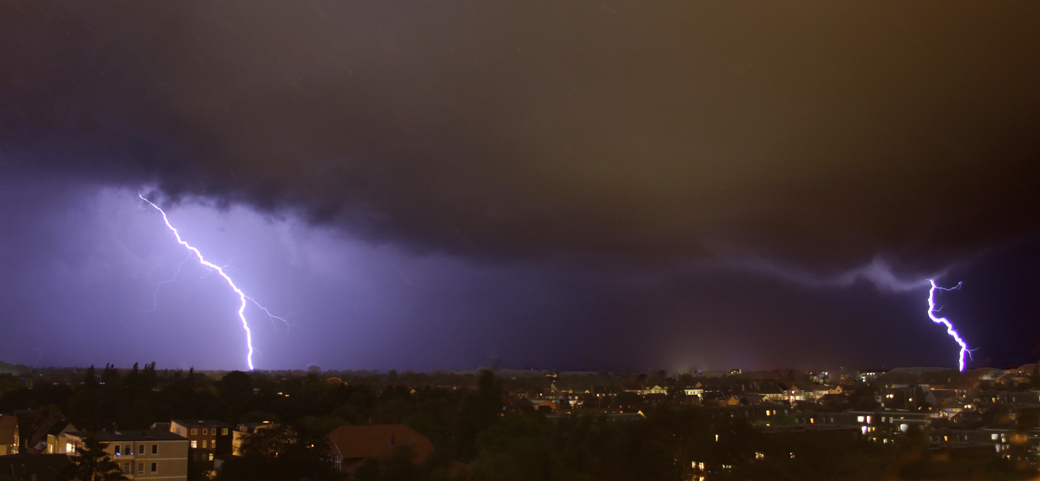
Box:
(927, 279, 971, 372)
(139, 193, 279, 370)
(146, 253, 191, 313)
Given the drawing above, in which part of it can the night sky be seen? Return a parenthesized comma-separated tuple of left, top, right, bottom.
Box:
(2, 2, 1039, 371)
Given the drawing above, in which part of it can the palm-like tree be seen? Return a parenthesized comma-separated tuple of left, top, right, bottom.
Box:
(64, 436, 127, 481)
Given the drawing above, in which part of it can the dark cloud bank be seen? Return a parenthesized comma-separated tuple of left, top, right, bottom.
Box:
(2, 1, 1039, 369)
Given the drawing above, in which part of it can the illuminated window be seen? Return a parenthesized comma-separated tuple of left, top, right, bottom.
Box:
(208, 452, 214, 461)
(190, 440, 197, 449)
(857, 416, 865, 423)
(202, 440, 207, 448)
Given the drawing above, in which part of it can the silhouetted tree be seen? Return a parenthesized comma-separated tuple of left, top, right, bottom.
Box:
(216, 425, 337, 481)
(64, 436, 126, 481)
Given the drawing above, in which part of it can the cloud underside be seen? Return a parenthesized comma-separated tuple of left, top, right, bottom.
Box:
(3, 1, 1039, 272)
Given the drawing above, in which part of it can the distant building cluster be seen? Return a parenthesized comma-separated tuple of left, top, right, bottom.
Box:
(2, 363, 1040, 479)
(501, 365, 1040, 461)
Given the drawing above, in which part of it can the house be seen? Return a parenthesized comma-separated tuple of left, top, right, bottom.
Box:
(976, 391, 1040, 406)
(781, 385, 804, 402)
(169, 420, 233, 463)
(646, 385, 668, 395)
(684, 386, 705, 398)
(231, 422, 279, 456)
(705, 395, 741, 407)
(326, 424, 435, 476)
(750, 384, 786, 403)
(20, 413, 65, 454)
(64, 429, 189, 480)
(0, 415, 18, 455)
(43, 421, 77, 454)
(805, 386, 833, 402)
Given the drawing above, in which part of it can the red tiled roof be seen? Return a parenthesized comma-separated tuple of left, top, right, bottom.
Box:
(326, 424, 434, 469)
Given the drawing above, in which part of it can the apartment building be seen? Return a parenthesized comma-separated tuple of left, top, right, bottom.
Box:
(169, 420, 233, 463)
(63, 430, 189, 480)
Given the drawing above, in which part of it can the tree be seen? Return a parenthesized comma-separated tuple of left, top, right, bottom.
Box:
(64, 436, 127, 481)
(83, 366, 98, 387)
(456, 370, 504, 461)
(216, 425, 338, 481)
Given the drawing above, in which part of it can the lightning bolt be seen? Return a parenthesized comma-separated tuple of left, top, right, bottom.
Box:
(927, 279, 971, 372)
(139, 193, 273, 370)
(146, 253, 191, 313)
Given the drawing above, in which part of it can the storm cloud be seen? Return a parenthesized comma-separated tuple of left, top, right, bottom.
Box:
(2, 2, 1040, 370)
(4, 1, 1038, 272)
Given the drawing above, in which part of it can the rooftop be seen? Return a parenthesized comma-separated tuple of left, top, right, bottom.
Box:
(67, 430, 187, 442)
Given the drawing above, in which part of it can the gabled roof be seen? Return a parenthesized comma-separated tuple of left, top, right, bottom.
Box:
(44, 420, 73, 437)
(326, 424, 434, 466)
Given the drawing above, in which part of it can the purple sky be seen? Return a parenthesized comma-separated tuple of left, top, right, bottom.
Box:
(2, 2, 1039, 371)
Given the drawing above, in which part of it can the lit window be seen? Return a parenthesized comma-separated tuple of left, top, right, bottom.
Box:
(857, 416, 865, 423)
(190, 440, 197, 448)
(208, 452, 214, 461)
(202, 440, 207, 448)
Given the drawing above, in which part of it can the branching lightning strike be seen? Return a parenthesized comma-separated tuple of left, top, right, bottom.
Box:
(146, 253, 191, 313)
(140, 193, 281, 370)
(927, 279, 971, 372)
